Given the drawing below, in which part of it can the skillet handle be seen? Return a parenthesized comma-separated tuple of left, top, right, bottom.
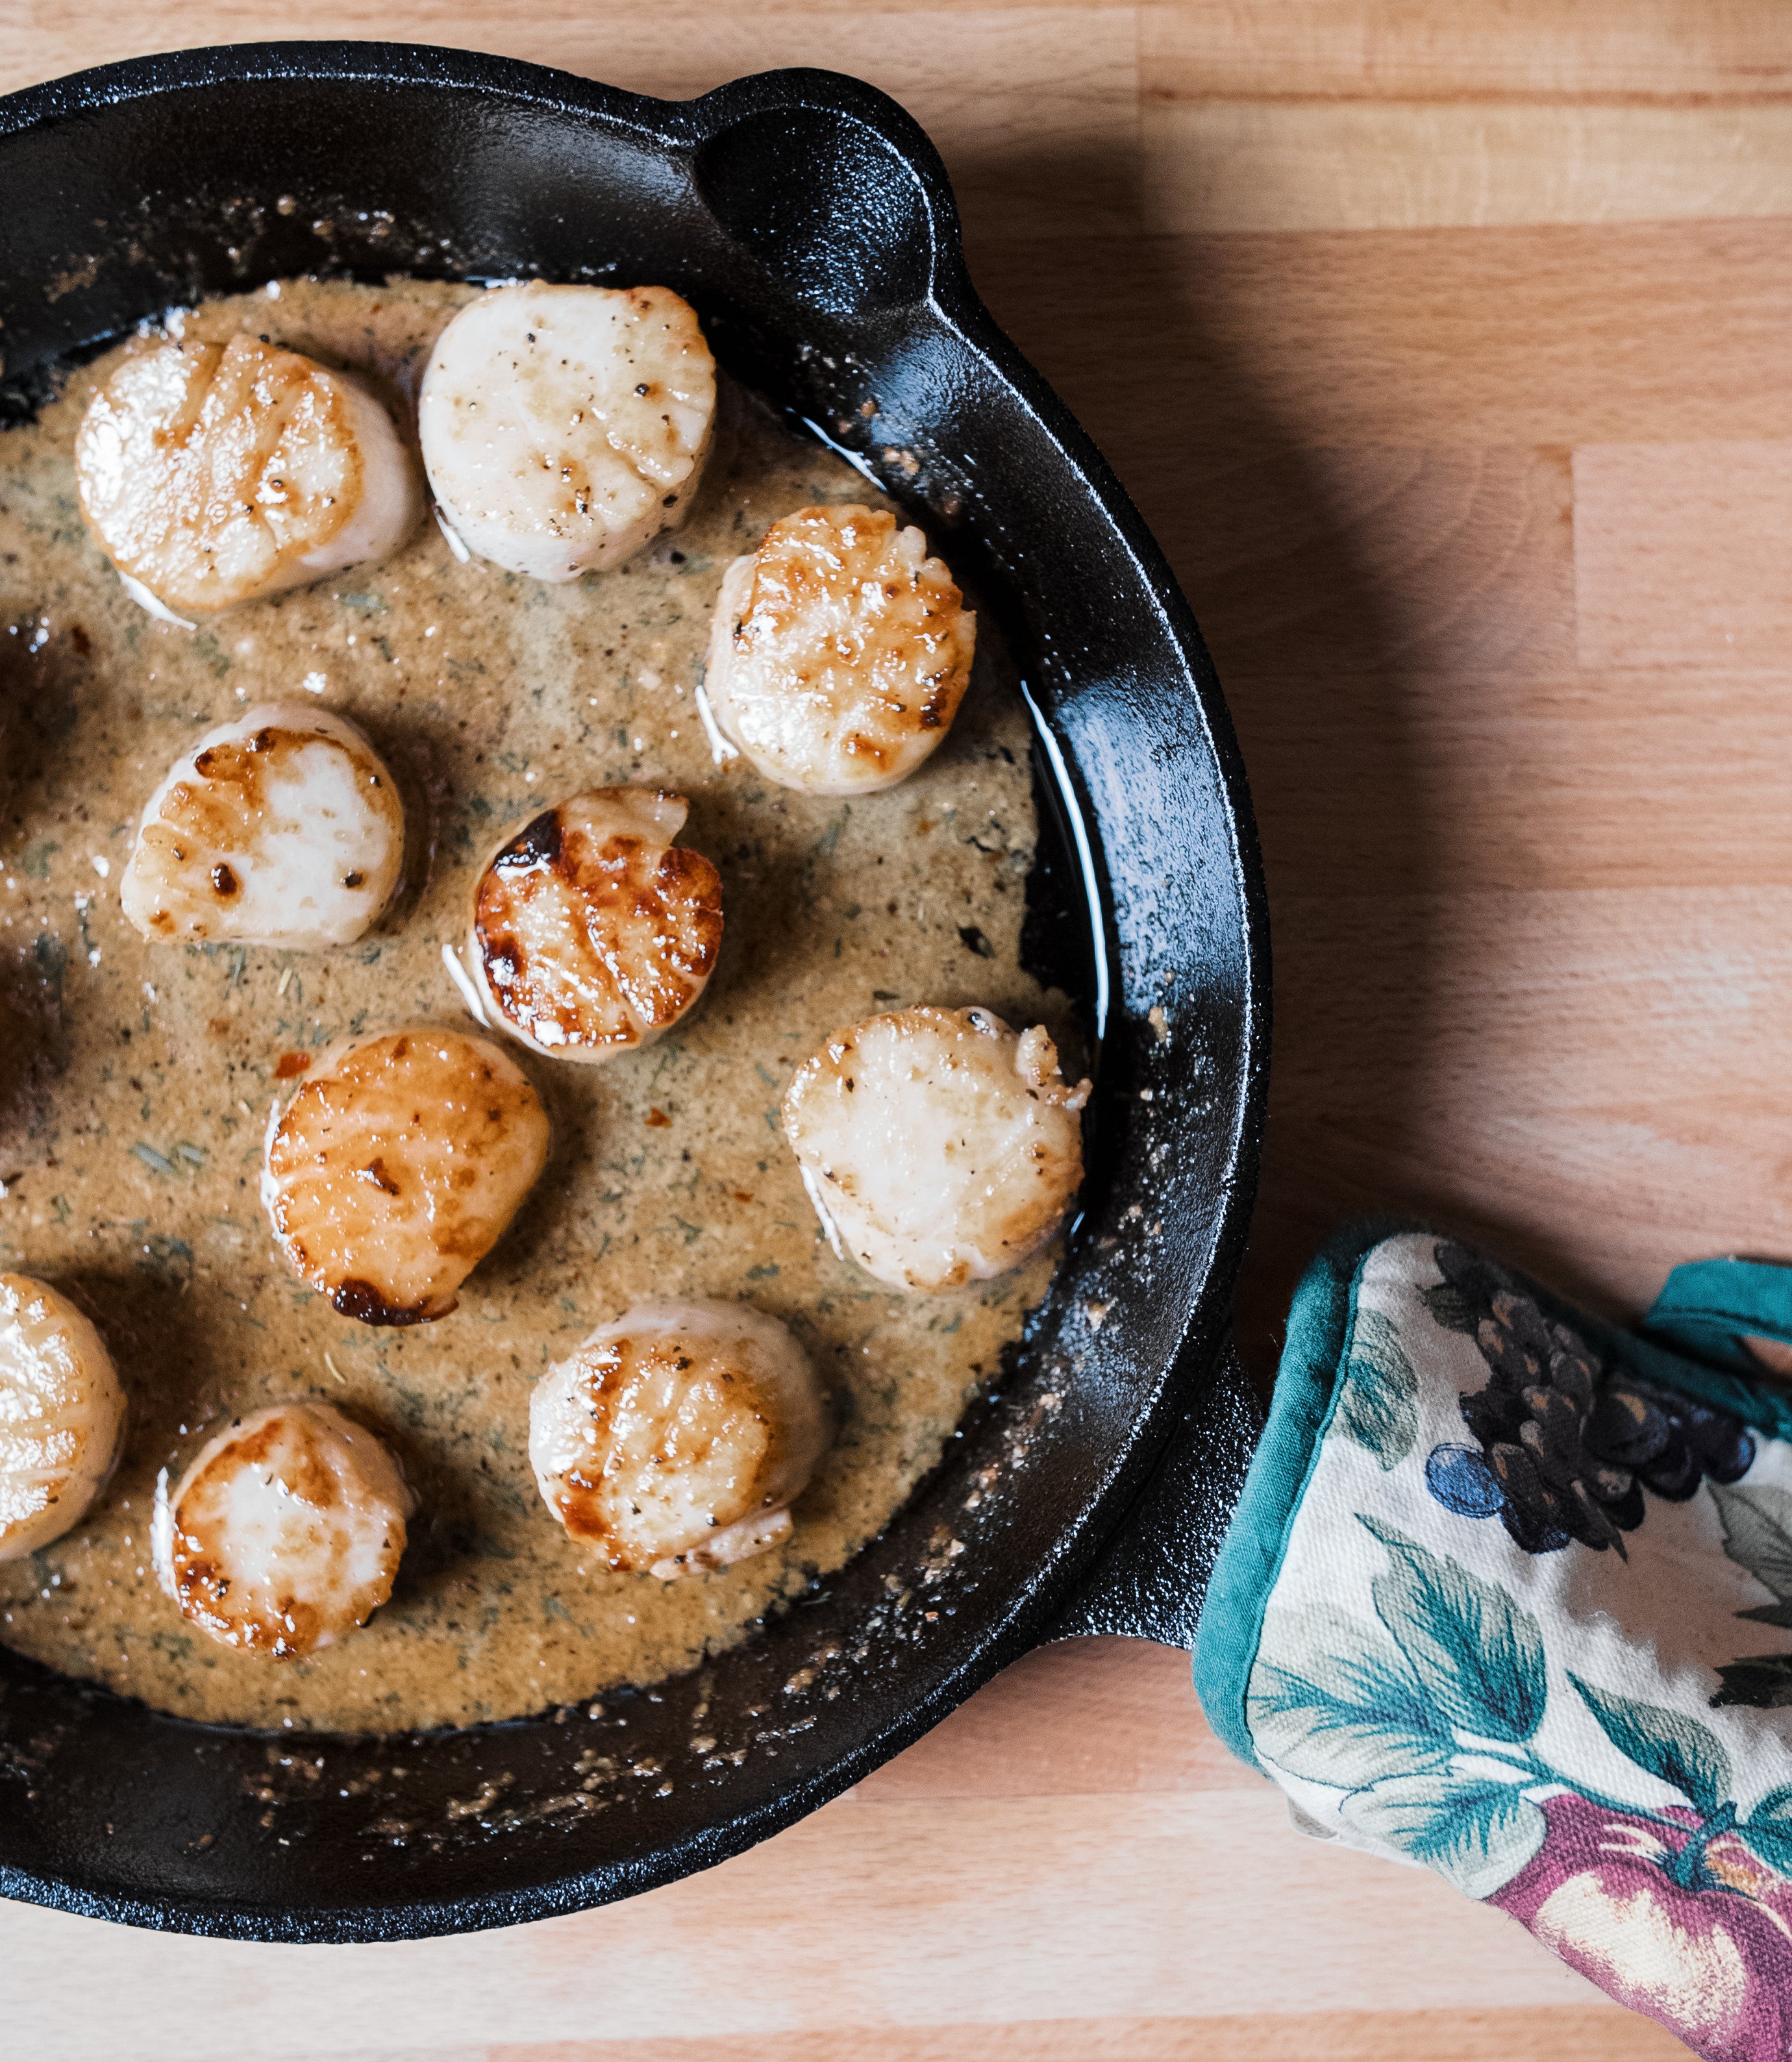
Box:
(1045, 1335, 1262, 1649)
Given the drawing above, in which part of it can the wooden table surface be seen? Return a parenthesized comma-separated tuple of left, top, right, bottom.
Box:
(7, 3, 1792, 2055)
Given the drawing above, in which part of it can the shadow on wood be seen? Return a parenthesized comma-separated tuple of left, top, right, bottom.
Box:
(958, 158, 1447, 1386)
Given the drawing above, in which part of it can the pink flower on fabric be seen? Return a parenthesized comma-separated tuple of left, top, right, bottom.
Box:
(1491, 1793, 1792, 2062)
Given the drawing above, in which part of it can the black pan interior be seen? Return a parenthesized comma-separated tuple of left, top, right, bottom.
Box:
(0, 43, 1268, 1940)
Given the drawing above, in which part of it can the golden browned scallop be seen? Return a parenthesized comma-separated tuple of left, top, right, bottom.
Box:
(0, 1274, 126, 1561)
(470, 788, 723, 1062)
(782, 1006, 1088, 1292)
(419, 283, 716, 580)
(703, 503, 975, 794)
(151, 1402, 413, 1658)
(262, 1027, 550, 1326)
(75, 333, 420, 617)
(121, 702, 405, 949)
(529, 1300, 830, 1578)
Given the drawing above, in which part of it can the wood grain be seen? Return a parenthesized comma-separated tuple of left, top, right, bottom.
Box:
(1139, 0, 1792, 100)
(1140, 0, 1792, 232)
(1142, 97, 1792, 232)
(1574, 441, 1792, 666)
(1149, 443, 1578, 675)
(488, 2009, 1694, 2062)
(969, 221, 1792, 448)
(6, 3, 1789, 2057)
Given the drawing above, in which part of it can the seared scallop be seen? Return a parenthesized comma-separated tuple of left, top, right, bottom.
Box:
(471, 788, 723, 1062)
(262, 1027, 551, 1326)
(75, 332, 420, 616)
(529, 1300, 830, 1578)
(0, 1274, 125, 1561)
(151, 1402, 412, 1658)
(783, 1006, 1088, 1292)
(703, 503, 976, 795)
(419, 283, 716, 581)
(121, 702, 405, 949)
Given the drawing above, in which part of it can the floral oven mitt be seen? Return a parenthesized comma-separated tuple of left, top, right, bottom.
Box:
(1192, 1228, 1792, 2062)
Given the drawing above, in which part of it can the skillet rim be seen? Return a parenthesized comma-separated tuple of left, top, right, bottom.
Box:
(0, 40, 1271, 1939)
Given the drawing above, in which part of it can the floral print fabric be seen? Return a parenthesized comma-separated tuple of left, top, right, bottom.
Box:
(1240, 1233, 1792, 2062)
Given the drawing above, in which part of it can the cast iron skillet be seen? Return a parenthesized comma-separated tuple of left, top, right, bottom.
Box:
(0, 42, 1269, 1941)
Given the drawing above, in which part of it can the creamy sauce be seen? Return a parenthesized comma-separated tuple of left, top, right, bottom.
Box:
(0, 279, 1067, 1733)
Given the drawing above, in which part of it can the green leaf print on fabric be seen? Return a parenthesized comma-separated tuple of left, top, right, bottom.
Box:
(1247, 1515, 1792, 1905)
(1341, 1770, 1547, 1900)
(1738, 1783, 1792, 1874)
(1701, 1482, 1792, 1708)
(1359, 1516, 1548, 1743)
(1568, 1674, 1733, 1816)
(1710, 1481, 1792, 1628)
(1337, 1308, 1419, 1470)
(1247, 1604, 1455, 1787)
(1247, 1528, 1552, 1893)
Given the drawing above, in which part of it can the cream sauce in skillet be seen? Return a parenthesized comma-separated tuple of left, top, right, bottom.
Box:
(0, 278, 1070, 1732)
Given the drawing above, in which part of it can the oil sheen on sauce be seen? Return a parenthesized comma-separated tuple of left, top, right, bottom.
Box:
(0, 278, 1070, 1733)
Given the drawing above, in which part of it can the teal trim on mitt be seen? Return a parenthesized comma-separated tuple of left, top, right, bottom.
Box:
(1543, 1263, 1792, 1444)
(1641, 1256, 1792, 1404)
(1191, 1223, 1383, 1768)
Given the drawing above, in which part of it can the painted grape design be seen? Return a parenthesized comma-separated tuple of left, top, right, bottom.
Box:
(1421, 1241, 1754, 1556)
